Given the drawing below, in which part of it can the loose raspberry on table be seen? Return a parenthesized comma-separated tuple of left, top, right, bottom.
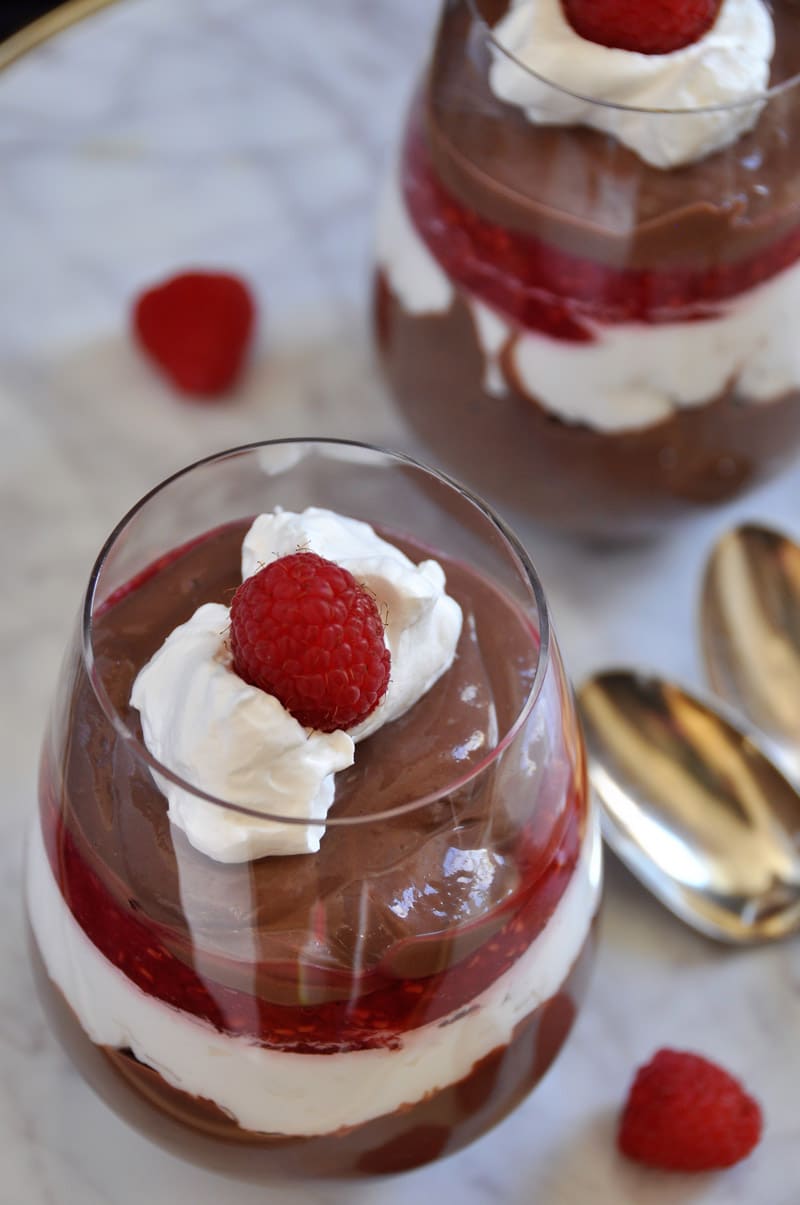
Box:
(562, 0, 721, 55)
(133, 270, 255, 398)
(618, 1049, 762, 1171)
(229, 552, 391, 733)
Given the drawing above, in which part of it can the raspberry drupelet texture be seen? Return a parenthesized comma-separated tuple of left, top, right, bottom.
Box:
(618, 1049, 763, 1171)
(230, 552, 391, 733)
(562, 0, 722, 55)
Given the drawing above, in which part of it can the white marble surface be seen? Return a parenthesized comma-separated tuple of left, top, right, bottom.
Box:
(2, 1, 799, 1201)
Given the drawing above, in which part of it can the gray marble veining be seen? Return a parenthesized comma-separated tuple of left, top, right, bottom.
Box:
(2, 1, 799, 1201)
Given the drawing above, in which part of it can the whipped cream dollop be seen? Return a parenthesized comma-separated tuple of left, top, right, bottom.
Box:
(131, 510, 462, 862)
(130, 604, 354, 862)
(488, 0, 774, 168)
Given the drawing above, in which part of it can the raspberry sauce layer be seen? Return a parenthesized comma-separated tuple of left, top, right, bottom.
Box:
(41, 520, 585, 1052)
(404, 108, 800, 341)
(28, 813, 600, 1139)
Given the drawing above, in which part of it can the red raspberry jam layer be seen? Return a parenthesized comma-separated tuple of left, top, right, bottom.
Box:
(402, 114, 800, 341)
(40, 785, 584, 1055)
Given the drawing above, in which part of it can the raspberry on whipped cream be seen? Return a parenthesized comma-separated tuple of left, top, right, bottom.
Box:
(242, 509, 463, 740)
(488, 0, 774, 168)
(562, 0, 722, 55)
(130, 509, 463, 862)
(230, 552, 392, 733)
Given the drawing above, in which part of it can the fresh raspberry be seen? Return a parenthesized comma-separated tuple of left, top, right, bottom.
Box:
(618, 1049, 762, 1171)
(133, 270, 255, 398)
(562, 0, 721, 55)
(229, 552, 391, 733)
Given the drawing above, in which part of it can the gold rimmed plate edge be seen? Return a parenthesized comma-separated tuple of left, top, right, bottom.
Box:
(0, 0, 121, 72)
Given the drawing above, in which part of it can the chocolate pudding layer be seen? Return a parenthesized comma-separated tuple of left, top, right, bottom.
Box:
(31, 515, 594, 1173)
(49, 520, 577, 1010)
(374, 0, 800, 536)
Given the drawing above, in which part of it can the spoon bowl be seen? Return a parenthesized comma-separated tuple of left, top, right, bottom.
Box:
(701, 523, 800, 783)
(578, 670, 800, 943)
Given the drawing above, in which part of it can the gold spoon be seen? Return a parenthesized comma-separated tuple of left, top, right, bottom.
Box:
(701, 522, 800, 783)
(578, 670, 800, 943)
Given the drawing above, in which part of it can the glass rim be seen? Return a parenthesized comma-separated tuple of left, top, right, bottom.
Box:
(468, 0, 800, 117)
(81, 437, 552, 829)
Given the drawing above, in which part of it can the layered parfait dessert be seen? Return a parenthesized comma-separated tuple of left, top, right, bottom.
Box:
(27, 442, 600, 1178)
(375, 0, 800, 537)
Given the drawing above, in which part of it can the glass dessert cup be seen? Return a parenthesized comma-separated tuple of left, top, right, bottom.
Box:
(27, 439, 601, 1180)
(374, 0, 800, 539)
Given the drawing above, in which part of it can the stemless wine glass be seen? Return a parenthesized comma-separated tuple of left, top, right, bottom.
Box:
(374, 0, 800, 538)
(27, 439, 601, 1179)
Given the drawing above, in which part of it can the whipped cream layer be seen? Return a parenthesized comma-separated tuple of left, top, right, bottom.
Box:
(378, 171, 800, 431)
(375, 167, 454, 315)
(488, 0, 774, 169)
(27, 812, 601, 1137)
(131, 511, 462, 861)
